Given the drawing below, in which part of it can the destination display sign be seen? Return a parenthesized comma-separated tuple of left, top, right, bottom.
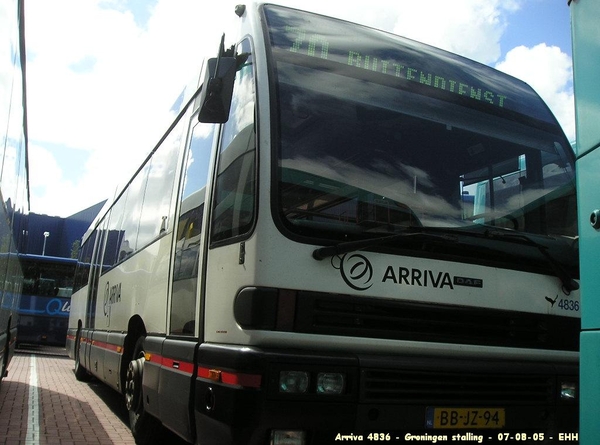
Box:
(264, 5, 551, 122)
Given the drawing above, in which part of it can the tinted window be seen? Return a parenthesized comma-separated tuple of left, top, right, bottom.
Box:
(170, 122, 216, 335)
(210, 39, 257, 244)
(103, 193, 127, 268)
(119, 167, 147, 260)
(138, 118, 186, 247)
(265, 6, 576, 241)
(73, 231, 96, 292)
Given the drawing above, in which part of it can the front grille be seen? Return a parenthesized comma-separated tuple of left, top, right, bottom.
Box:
(294, 292, 579, 351)
(361, 368, 554, 405)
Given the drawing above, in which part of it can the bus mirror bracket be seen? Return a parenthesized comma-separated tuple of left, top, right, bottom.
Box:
(198, 35, 237, 123)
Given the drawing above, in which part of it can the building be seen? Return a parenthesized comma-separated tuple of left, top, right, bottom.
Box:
(17, 201, 105, 258)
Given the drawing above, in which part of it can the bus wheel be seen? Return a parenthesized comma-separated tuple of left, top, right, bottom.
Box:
(125, 337, 160, 444)
(74, 330, 88, 381)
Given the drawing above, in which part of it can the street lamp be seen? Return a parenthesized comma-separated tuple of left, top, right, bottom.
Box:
(42, 232, 50, 256)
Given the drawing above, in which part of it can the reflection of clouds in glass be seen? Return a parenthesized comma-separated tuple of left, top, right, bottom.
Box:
(1, 17, 28, 213)
(138, 130, 182, 240)
(193, 122, 214, 140)
(282, 156, 462, 222)
(369, 158, 435, 189)
(543, 162, 571, 178)
(184, 123, 217, 181)
(222, 65, 255, 149)
(497, 187, 560, 217)
(181, 147, 195, 198)
(233, 75, 255, 129)
(1, 143, 21, 205)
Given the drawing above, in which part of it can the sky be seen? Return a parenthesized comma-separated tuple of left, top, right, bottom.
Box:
(23, 0, 575, 218)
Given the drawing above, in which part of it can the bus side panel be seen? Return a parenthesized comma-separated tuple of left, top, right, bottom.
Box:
(68, 289, 87, 331)
(98, 238, 172, 335)
(105, 331, 126, 392)
(0, 330, 6, 374)
(89, 330, 108, 380)
(581, 331, 600, 441)
(80, 328, 93, 371)
(141, 237, 173, 333)
(0, 324, 17, 378)
(574, 24, 600, 438)
(10, 324, 17, 358)
(0, 330, 13, 379)
(571, 0, 600, 158)
(141, 336, 199, 443)
(142, 335, 162, 420)
(66, 328, 76, 360)
(1, 324, 17, 377)
(157, 338, 197, 443)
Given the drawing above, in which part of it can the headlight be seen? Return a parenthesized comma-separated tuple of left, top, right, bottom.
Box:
(279, 371, 309, 393)
(560, 381, 577, 400)
(316, 372, 346, 395)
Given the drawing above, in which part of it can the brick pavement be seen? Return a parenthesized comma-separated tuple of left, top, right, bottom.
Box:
(0, 350, 136, 445)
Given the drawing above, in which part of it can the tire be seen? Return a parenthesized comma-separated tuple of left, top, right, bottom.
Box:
(74, 330, 89, 381)
(125, 337, 161, 445)
(0, 330, 9, 388)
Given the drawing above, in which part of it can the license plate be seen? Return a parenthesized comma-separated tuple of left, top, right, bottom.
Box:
(426, 407, 505, 429)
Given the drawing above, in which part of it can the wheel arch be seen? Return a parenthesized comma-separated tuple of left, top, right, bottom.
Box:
(120, 315, 147, 393)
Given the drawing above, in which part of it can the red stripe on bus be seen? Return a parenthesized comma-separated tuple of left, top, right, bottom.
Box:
(161, 357, 195, 375)
(145, 353, 195, 375)
(82, 340, 259, 386)
(89, 340, 123, 354)
(145, 353, 162, 365)
(198, 366, 262, 388)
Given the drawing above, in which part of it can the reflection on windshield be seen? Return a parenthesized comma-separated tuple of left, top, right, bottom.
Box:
(266, 6, 577, 245)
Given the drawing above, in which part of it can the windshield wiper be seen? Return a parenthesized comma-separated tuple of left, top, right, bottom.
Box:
(483, 229, 579, 294)
(312, 229, 457, 261)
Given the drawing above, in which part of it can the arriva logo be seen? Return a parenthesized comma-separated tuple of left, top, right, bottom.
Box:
(332, 253, 374, 291)
(331, 253, 484, 292)
(103, 281, 122, 325)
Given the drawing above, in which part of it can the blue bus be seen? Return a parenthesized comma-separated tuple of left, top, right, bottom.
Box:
(17, 255, 76, 346)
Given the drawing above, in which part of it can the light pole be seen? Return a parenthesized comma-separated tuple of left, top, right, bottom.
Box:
(42, 231, 49, 256)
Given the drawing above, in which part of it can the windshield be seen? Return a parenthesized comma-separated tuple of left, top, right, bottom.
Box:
(264, 6, 577, 252)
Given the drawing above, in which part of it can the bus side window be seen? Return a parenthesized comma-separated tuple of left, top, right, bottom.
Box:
(103, 191, 128, 268)
(119, 167, 146, 260)
(138, 116, 186, 247)
(73, 231, 96, 293)
(210, 39, 256, 244)
(170, 123, 216, 336)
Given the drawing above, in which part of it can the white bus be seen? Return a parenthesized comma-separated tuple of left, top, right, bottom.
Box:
(67, 3, 580, 444)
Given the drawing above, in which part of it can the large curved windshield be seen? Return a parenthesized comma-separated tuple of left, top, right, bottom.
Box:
(264, 6, 577, 260)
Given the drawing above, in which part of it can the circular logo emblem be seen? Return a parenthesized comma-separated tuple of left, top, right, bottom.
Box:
(333, 253, 374, 291)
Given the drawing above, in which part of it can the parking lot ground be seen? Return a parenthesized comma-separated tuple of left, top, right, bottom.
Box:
(0, 346, 185, 445)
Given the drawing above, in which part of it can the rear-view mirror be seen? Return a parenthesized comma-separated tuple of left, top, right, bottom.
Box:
(198, 56, 237, 123)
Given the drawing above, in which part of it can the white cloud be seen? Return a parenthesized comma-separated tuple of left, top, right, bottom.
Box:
(29, 143, 77, 215)
(495, 43, 575, 141)
(390, 0, 520, 65)
(26, 0, 235, 216)
(25, 0, 574, 217)
(271, 0, 520, 64)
